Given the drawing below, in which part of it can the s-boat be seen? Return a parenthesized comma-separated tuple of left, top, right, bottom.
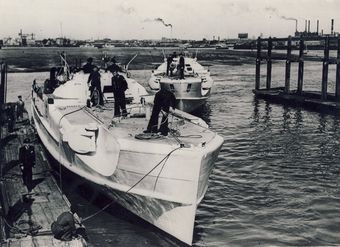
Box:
(31, 55, 223, 245)
(149, 52, 214, 113)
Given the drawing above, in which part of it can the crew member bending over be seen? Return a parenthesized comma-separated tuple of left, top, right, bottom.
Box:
(144, 86, 176, 136)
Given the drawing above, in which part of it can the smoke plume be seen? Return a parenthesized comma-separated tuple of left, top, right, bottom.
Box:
(144, 18, 172, 28)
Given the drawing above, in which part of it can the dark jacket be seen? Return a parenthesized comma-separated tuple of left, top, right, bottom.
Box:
(179, 56, 185, 69)
(107, 63, 123, 73)
(83, 63, 94, 74)
(111, 75, 128, 97)
(154, 89, 176, 112)
(19, 145, 35, 168)
(88, 71, 101, 88)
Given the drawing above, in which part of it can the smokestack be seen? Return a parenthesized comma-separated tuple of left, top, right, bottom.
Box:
(317, 20, 319, 34)
(305, 20, 307, 32)
(308, 20, 310, 33)
(331, 19, 334, 35)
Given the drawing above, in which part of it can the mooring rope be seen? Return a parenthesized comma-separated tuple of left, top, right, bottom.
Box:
(81, 146, 181, 223)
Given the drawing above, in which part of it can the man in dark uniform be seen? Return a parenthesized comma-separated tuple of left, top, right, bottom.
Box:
(144, 86, 176, 136)
(83, 57, 94, 74)
(16, 95, 25, 120)
(19, 138, 35, 192)
(166, 55, 173, 76)
(111, 72, 128, 117)
(107, 58, 123, 73)
(6, 103, 16, 133)
(88, 66, 104, 106)
(179, 54, 185, 79)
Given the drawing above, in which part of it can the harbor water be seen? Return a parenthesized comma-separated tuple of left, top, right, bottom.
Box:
(2, 48, 340, 246)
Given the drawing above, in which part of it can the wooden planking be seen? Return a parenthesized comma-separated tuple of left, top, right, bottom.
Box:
(0, 117, 86, 247)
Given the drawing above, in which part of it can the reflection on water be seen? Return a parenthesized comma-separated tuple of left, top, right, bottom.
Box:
(4, 49, 340, 246)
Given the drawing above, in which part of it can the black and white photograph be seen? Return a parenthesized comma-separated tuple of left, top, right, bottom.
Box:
(0, 0, 339, 246)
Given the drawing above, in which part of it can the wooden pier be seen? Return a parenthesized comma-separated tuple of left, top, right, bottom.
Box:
(0, 63, 86, 246)
(253, 36, 340, 114)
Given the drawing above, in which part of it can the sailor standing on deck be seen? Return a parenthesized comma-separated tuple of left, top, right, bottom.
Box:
(179, 54, 185, 79)
(166, 55, 173, 76)
(19, 138, 35, 192)
(88, 66, 104, 106)
(83, 57, 95, 74)
(144, 86, 176, 136)
(107, 58, 123, 73)
(111, 71, 128, 117)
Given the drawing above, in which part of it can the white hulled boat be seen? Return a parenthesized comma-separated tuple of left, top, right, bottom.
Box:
(149, 54, 214, 113)
(31, 58, 223, 245)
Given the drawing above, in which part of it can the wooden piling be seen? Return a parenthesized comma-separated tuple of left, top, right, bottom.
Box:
(284, 36, 292, 93)
(266, 37, 272, 90)
(321, 36, 330, 100)
(255, 37, 261, 90)
(297, 39, 305, 95)
(336, 38, 340, 101)
(0, 63, 7, 106)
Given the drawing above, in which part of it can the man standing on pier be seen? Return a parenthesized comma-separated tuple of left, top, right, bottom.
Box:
(19, 138, 35, 192)
(16, 95, 26, 120)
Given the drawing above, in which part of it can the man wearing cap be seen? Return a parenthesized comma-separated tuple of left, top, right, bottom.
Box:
(107, 58, 123, 74)
(88, 66, 104, 106)
(111, 72, 128, 117)
(19, 138, 35, 192)
(83, 57, 95, 74)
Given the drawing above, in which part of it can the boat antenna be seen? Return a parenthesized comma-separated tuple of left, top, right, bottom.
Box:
(125, 53, 138, 72)
(59, 52, 70, 80)
(162, 49, 166, 60)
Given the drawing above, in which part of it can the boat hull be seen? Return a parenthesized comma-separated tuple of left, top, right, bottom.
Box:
(31, 101, 223, 245)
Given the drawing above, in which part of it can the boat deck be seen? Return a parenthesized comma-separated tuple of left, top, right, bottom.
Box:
(59, 103, 215, 148)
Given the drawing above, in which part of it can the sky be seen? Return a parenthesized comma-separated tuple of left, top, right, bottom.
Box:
(0, 0, 339, 40)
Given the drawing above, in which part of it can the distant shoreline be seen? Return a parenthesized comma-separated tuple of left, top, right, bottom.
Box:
(1, 47, 326, 73)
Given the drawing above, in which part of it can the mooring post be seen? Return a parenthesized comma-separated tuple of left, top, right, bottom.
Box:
(0, 63, 7, 106)
(297, 38, 305, 95)
(322, 36, 330, 100)
(335, 37, 340, 101)
(284, 36, 292, 93)
(255, 37, 261, 90)
(266, 37, 272, 90)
